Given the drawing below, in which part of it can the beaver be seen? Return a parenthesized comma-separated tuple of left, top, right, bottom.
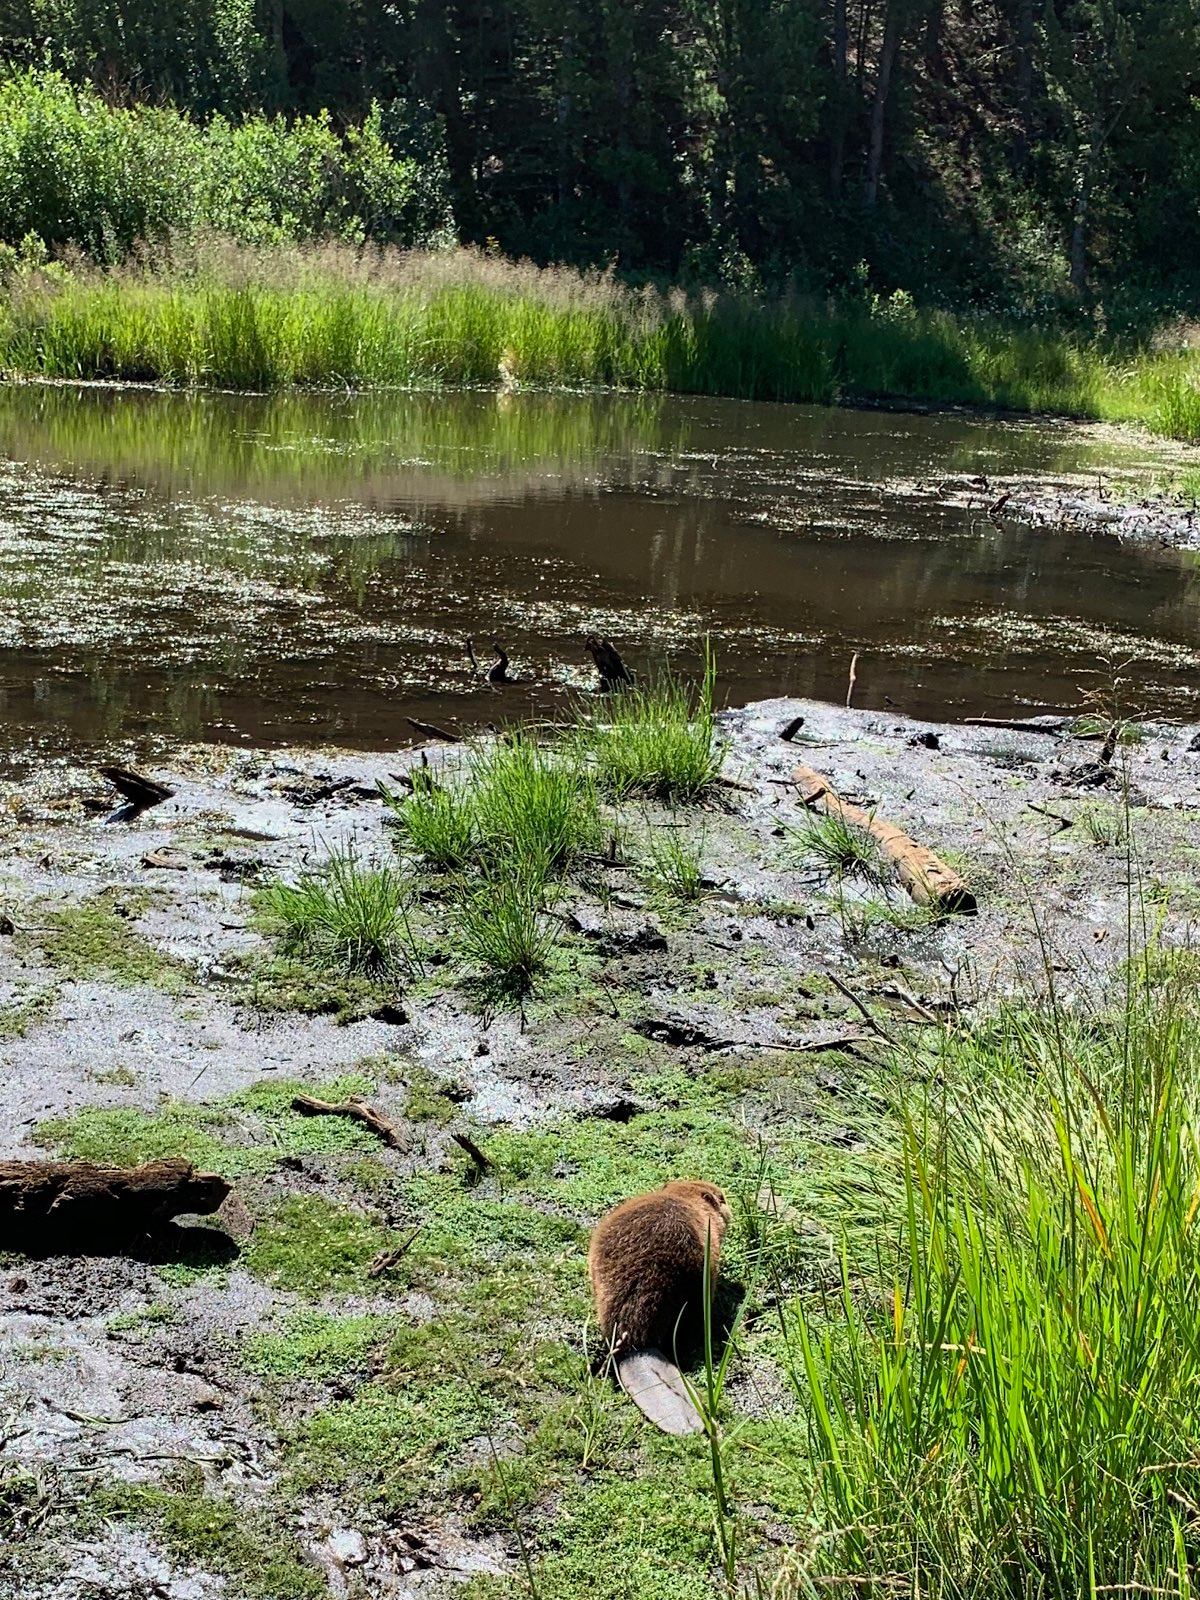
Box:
(587, 1180, 732, 1433)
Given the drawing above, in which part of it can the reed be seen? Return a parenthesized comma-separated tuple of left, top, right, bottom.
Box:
(787, 963, 1200, 1598)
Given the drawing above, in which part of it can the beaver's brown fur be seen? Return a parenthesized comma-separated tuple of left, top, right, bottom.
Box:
(587, 1180, 732, 1357)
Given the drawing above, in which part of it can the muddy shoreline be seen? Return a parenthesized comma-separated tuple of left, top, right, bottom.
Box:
(4, 696, 1200, 1598)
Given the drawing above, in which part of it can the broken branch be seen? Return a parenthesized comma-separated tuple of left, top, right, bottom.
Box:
(827, 974, 898, 1045)
(451, 1132, 492, 1174)
(291, 1094, 404, 1149)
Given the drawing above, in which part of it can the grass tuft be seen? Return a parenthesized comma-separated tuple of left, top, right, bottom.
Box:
(644, 822, 706, 901)
(454, 872, 561, 999)
(470, 736, 603, 877)
(791, 808, 885, 883)
(258, 845, 415, 975)
(574, 648, 724, 804)
(386, 781, 479, 871)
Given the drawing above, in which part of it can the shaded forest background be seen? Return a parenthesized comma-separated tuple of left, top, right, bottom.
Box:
(0, 0, 1197, 314)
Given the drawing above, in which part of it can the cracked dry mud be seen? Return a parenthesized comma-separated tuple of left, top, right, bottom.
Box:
(3, 697, 1200, 1599)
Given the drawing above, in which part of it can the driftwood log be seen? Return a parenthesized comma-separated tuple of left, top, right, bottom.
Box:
(962, 715, 1069, 735)
(0, 1158, 232, 1246)
(290, 1094, 404, 1149)
(406, 717, 461, 744)
(792, 764, 976, 913)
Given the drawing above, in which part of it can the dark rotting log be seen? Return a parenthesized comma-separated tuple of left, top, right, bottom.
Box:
(584, 634, 633, 691)
(99, 766, 175, 819)
(0, 1158, 232, 1247)
(962, 716, 1069, 734)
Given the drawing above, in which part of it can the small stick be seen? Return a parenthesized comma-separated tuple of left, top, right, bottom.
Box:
(367, 1226, 421, 1278)
(406, 716, 461, 744)
(465, 638, 482, 676)
(1027, 800, 1073, 833)
(879, 983, 942, 1024)
(845, 652, 859, 709)
(290, 1095, 404, 1149)
(452, 1132, 492, 1174)
(746, 1035, 871, 1056)
(827, 974, 897, 1045)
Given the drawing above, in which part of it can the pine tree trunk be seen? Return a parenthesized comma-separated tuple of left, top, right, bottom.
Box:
(830, 0, 849, 199)
(863, 1, 901, 208)
(1014, 0, 1035, 173)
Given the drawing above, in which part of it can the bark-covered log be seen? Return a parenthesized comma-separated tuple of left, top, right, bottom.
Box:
(0, 1158, 231, 1246)
(792, 764, 976, 913)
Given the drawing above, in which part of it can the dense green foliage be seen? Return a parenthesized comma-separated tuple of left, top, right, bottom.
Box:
(1, 0, 1198, 306)
(0, 71, 441, 258)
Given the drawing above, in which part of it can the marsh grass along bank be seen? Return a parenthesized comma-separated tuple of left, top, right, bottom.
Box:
(8, 693, 1200, 1596)
(5, 240, 1200, 440)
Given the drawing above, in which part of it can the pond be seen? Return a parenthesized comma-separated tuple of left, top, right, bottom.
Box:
(0, 381, 1196, 771)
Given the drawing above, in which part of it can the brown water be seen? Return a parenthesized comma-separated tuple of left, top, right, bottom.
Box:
(0, 381, 1196, 771)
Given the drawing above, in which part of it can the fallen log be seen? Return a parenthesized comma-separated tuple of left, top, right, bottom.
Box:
(0, 1158, 232, 1247)
(291, 1094, 404, 1149)
(406, 716, 461, 744)
(962, 716, 1068, 734)
(792, 764, 976, 913)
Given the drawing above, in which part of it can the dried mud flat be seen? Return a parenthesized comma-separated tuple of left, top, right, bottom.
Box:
(3, 697, 1200, 1600)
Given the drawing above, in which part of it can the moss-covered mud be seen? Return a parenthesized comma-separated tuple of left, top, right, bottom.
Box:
(4, 699, 1200, 1598)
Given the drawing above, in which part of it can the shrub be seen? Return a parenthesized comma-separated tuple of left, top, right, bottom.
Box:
(0, 70, 426, 261)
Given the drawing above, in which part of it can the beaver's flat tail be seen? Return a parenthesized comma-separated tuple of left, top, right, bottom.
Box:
(615, 1349, 705, 1435)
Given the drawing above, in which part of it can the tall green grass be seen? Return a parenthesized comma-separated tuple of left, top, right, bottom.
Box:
(788, 968, 1200, 1598)
(6, 239, 1200, 436)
